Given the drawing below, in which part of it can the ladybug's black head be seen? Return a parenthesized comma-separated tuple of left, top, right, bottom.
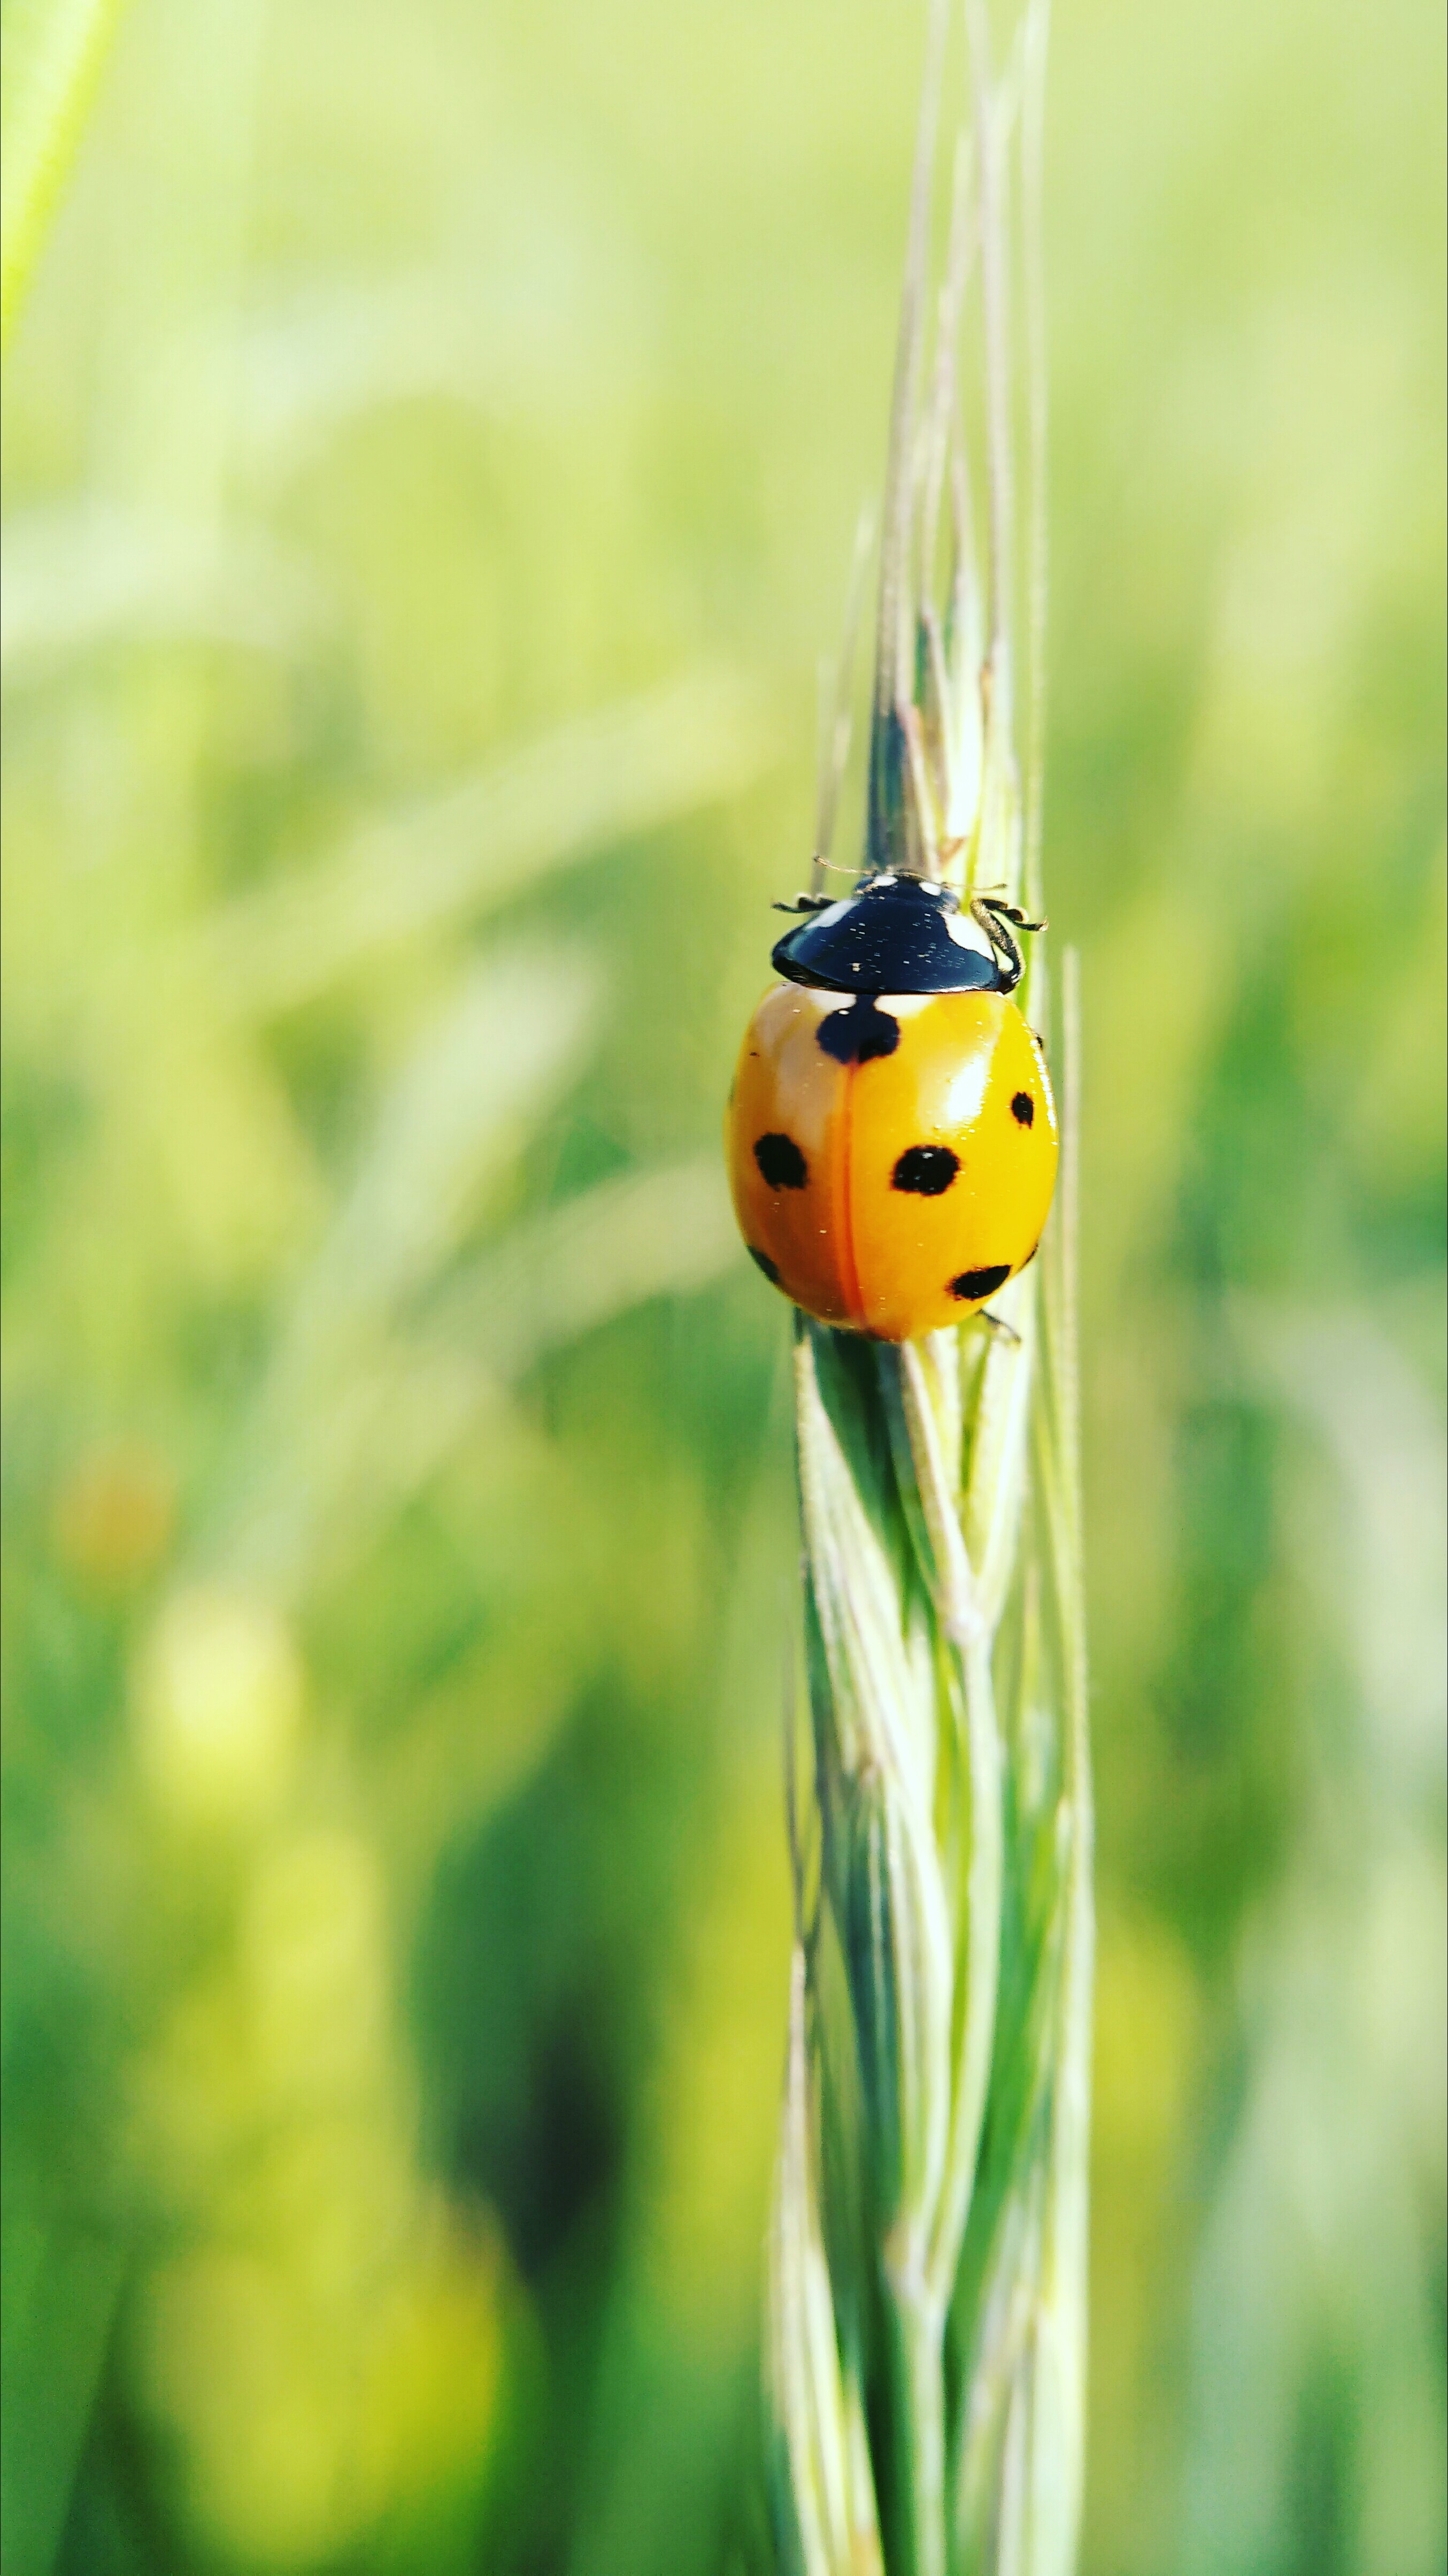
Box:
(771, 871, 1040, 997)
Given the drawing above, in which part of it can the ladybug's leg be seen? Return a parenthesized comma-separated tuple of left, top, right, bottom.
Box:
(967, 895, 1024, 990)
(975, 1307, 1021, 1347)
(968, 893, 1046, 994)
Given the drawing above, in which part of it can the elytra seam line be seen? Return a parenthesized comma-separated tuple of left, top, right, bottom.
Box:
(837, 1061, 865, 1329)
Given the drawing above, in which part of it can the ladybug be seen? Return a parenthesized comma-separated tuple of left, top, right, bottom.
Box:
(726, 870, 1058, 1342)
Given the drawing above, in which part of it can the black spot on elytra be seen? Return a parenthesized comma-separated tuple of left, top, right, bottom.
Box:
(747, 1245, 781, 1284)
(1011, 1091, 1035, 1126)
(754, 1132, 807, 1190)
(892, 1144, 960, 1196)
(815, 996, 900, 1064)
(949, 1263, 1011, 1304)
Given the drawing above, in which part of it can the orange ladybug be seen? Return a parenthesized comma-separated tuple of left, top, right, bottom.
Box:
(726, 871, 1057, 1342)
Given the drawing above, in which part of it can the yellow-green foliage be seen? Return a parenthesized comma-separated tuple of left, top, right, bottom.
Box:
(2, 0, 1443, 2572)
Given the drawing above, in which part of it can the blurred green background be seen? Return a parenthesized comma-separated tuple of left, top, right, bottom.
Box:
(2, 0, 1443, 2569)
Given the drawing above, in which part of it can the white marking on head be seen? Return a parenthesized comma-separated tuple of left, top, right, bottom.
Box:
(945, 911, 993, 956)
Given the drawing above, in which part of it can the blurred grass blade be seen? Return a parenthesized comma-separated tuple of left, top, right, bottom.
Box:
(252, 1154, 742, 1585)
(431, 1156, 739, 1381)
(216, 1147, 739, 1590)
(0, 502, 328, 675)
(187, 671, 775, 1017)
(1, 0, 126, 346)
(0, 2218, 124, 2576)
(287, 949, 600, 1324)
(227, 268, 643, 476)
(207, 949, 598, 1580)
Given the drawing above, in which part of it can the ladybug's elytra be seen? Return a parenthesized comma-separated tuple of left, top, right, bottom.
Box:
(726, 871, 1058, 1343)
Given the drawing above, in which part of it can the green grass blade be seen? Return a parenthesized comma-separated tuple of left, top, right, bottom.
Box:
(764, 16, 1091, 2572)
(1, 0, 127, 346)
